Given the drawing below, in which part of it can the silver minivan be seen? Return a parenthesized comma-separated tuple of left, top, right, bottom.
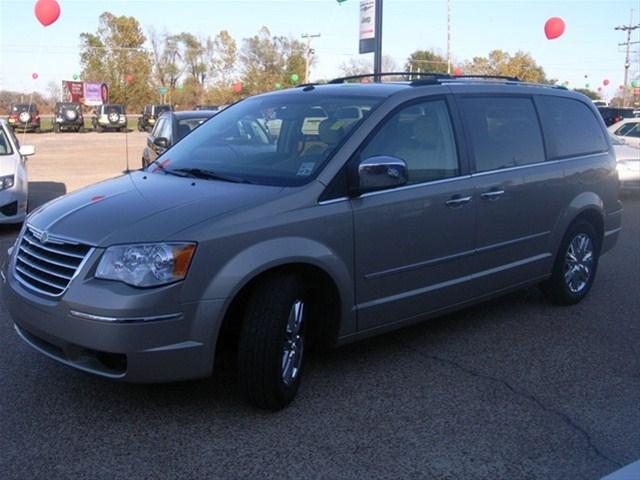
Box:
(2, 75, 622, 410)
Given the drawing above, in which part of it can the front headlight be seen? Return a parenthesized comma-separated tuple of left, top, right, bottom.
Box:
(96, 243, 196, 287)
(0, 174, 15, 190)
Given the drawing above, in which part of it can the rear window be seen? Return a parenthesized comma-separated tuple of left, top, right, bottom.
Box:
(538, 96, 607, 159)
(460, 96, 546, 172)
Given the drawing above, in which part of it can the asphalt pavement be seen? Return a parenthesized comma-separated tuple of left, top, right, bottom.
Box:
(0, 185, 638, 480)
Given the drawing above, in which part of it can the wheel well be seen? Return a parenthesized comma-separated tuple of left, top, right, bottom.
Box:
(215, 263, 342, 354)
(574, 208, 604, 247)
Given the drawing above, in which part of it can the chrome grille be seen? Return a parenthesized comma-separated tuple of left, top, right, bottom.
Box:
(14, 226, 92, 297)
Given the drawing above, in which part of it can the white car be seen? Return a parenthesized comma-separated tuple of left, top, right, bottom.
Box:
(608, 118, 640, 148)
(0, 119, 33, 224)
(611, 133, 640, 191)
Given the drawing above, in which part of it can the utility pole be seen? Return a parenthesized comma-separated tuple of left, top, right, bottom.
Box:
(447, 0, 451, 74)
(301, 33, 321, 83)
(615, 9, 639, 107)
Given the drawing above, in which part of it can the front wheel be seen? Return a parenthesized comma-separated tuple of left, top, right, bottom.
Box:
(238, 273, 308, 410)
(541, 220, 600, 305)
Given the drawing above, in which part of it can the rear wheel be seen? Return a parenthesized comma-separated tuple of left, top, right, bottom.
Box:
(238, 273, 308, 410)
(541, 220, 600, 305)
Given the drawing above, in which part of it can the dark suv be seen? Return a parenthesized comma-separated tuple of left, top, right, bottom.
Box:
(597, 107, 635, 127)
(7, 104, 40, 132)
(137, 104, 172, 132)
(53, 102, 84, 133)
(3, 74, 621, 411)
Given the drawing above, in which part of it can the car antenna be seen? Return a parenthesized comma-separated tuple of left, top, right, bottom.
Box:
(122, 83, 131, 174)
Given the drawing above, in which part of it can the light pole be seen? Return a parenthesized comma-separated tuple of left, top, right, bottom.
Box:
(301, 33, 321, 83)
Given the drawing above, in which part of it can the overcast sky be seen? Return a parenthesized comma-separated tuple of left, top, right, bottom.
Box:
(1, 0, 638, 99)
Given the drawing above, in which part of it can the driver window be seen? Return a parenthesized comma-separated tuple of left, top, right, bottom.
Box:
(360, 99, 460, 185)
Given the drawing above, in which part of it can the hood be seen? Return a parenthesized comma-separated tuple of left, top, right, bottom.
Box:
(28, 171, 284, 246)
(613, 144, 640, 162)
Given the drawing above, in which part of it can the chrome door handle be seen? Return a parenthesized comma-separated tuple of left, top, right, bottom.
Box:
(481, 189, 505, 200)
(445, 195, 472, 207)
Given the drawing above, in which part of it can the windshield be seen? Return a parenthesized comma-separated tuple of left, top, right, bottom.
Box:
(57, 103, 80, 112)
(12, 104, 36, 113)
(102, 105, 124, 114)
(148, 93, 383, 186)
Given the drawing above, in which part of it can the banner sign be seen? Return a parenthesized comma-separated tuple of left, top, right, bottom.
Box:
(84, 82, 109, 106)
(359, 0, 376, 54)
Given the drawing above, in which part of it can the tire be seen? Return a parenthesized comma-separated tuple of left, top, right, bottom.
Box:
(53, 124, 60, 133)
(541, 220, 601, 305)
(238, 273, 309, 410)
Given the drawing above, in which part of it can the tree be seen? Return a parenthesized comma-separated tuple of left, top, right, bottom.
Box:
(178, 33, 207, 85)
(573, 88, 600, 100)
(208, 30, 237, 87)
(149, 28, 183, 89)
(339, 55, 397, 78)
(79, 12, 154, 109)
(461, 50, 551, 83)
(405, 50, 448, 73)
(239, 27, 306, 95)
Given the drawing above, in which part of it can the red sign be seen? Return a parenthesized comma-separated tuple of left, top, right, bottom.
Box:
(62, 81, 84, 103)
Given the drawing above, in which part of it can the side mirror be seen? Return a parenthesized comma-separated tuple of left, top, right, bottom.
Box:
(19, 145, 35, 157)
(153, 137, 170, 149)
(353, 155, 408, 195)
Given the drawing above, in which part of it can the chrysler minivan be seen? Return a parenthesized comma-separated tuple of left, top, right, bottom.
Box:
(2, 74, 622, 410)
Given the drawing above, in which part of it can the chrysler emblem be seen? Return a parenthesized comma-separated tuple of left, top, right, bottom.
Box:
(40, 231, 49, 244)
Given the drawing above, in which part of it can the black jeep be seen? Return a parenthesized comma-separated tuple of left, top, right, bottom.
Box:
(7, 104, 41, 132)
(53, 102, 84, 133)
(137, 104, 172, 132)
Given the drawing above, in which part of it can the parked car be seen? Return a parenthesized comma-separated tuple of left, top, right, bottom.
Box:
(610, 133, 640, 190)
(608, 118, 640, 148)
(92, 104, 128, 132)
(53, 102, 83, 133)
(598, 106, 635, 127)
(3, 75, 621, 411)
(0, 119, 34, 224)
(7, 104, 40, 133)
(137, 104, 173, 132)
(592, 100, 608, 108)
(142, 110, 216, 168)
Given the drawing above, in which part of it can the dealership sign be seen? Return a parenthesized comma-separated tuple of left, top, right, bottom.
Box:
(359, 0, 376, 54)
(62, 81, 109, 105)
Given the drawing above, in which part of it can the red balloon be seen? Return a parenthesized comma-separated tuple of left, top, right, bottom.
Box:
(34, 0, 60, 27)
(453, 68, 462, 76)
(233, 82, 242, 93)
(603, 79, 610, 86)
(126, 74, 134, 83)
(544, 17, 565, 40)
(32, 72, 39, 80)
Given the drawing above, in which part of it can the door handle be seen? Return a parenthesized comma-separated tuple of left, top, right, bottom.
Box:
(481, 189, 505, 200)
(445, 195, 472, 207)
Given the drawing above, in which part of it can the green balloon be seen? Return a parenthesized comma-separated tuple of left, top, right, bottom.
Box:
(632, 79, 639, 88)
(585, 83, 590, 88)
(274, 83, 282, 90)
(290, 73, 299, 83)
(72, 74, 79, 80)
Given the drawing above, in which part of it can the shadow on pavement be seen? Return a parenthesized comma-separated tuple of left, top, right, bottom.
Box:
(29, 181, 67, 211)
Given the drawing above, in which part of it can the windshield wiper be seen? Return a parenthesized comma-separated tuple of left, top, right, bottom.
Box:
(170, 168, 253, 184)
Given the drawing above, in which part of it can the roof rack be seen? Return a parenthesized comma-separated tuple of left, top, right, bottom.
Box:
(328, 72, 449, 84)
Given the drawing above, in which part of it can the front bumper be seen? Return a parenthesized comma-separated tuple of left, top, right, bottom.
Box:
(0, 187, 28, 224)
(2, 254, 225, 383)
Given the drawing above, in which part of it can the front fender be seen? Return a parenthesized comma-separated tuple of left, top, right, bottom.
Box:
(203, 236, 356, 337)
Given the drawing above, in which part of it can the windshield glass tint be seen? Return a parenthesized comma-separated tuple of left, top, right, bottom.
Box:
(149, 93, 383, 186)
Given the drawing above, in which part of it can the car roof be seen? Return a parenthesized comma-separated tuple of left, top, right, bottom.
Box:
(172, 111, 217, 120)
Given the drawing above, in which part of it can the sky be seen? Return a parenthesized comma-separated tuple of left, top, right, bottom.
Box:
(1, 0, 639, 101)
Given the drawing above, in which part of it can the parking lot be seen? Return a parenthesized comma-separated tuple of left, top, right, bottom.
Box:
(0, 132, 638, 480)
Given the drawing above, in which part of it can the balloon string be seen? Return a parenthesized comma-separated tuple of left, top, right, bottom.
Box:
(22, 27, 46, 144)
